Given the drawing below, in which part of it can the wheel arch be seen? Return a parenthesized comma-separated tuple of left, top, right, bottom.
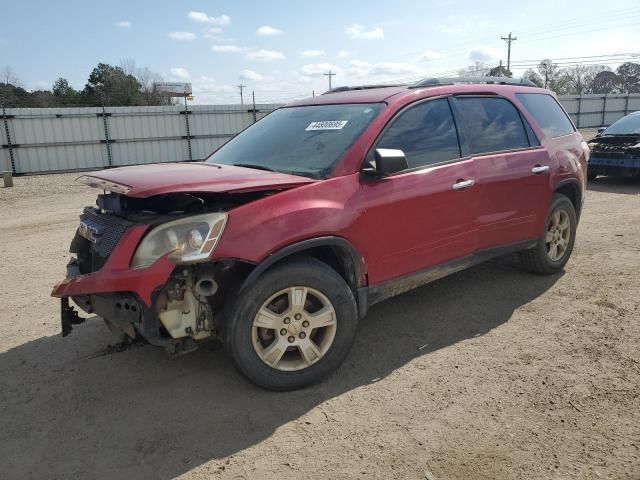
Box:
(239, 236, 367, 314)
(554, 178, 582, 219)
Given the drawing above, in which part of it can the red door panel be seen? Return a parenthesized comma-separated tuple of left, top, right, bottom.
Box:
(474, 148, 553, 249)
(349, 159, 477, 284)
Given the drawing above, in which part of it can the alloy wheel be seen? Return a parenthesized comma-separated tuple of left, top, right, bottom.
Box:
(545, 208, 571, 262)
(252, 286, 337, 371)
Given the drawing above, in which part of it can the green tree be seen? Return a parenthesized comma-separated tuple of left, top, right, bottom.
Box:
(83, 63, 142, 106)
(521, 69, 543, 87)
(616, 62, 640, 93)
(537, 60, 570, 94)
(591, 71, 620, 94)
(562, 65, 610, 94)
(487, 63, 512, 77)
(458, 61, 489, 77)
(52, 78, 80, 106)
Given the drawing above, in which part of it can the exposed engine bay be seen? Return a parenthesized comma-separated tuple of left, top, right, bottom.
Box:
(588, 135, 640, 177)
(64, 188, 274, 353)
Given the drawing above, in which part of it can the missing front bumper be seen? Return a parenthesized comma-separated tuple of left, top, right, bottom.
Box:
(61, 297, 86, 337)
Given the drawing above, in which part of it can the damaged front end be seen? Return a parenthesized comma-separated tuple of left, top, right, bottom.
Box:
(52, 185, 267, 354)
(588, 135, 640, 177)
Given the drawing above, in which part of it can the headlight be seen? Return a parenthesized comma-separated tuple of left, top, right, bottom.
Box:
(131, 213, 227, 269)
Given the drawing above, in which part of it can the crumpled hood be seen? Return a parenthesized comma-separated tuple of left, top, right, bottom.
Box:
(77, 162, 316, 198)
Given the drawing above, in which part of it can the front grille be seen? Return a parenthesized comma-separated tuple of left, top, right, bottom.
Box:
(592, 150, 625, 159)
(72, 207, 134, 274)
(80, 207, 133, 257)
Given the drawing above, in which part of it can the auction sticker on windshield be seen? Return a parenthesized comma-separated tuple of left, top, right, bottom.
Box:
(306, 121, 348, 131)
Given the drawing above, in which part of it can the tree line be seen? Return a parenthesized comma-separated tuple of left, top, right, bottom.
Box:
(0, 60, 174, 108)
(461, 60, 640, 94)
(2, 58, 639, 109)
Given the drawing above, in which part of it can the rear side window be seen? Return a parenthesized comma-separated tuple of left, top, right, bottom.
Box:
(455, 97, 530, 155)
(516, 93, 575, 138)
(376, 98, 461, 169)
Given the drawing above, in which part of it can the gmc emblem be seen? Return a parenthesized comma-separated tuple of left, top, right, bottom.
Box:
(78, 221, 101, 244)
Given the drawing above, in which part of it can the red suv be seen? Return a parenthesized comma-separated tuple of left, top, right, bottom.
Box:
(52, 78, 588, 390)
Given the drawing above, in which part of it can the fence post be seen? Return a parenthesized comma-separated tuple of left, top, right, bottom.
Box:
(601, 95, 607, 127)
(183, 97, 193, 161)
(624, 94, 630, 116)
(252, 91, 257, 123)
(99, 103, 113, 166)
(1, 103, 16, 174)
(576, 96, 582, 129)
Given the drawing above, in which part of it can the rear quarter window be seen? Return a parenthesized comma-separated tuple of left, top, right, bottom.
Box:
(455, 97, 530, 155)
(516, 93, 575, 138)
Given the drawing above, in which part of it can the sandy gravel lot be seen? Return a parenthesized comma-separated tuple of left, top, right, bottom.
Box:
(0, 147, 639, 479)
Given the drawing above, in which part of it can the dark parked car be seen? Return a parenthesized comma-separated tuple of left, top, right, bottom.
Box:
(52, 77, 588, 390)
(588, 111, 640, 180)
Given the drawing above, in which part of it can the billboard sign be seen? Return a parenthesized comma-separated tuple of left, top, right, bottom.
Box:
(154, 82, 192, 97)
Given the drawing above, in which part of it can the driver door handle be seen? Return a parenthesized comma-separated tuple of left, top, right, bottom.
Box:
(531, 165, 550, 174)
(452, 179, 475, 190)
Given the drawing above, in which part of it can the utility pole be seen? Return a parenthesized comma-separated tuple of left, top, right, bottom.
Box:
(237, 84, 246, 105)
(501, 32, 517, 73)
(324, 70, 336, 91)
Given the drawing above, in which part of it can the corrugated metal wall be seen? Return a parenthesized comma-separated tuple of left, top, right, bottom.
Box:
(0, 104, 279, 174)
(1, 95, 639, 175)
(559, 94, 640, 129)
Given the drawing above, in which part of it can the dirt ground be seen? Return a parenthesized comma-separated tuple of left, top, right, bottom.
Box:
(1, 138, 639, 479)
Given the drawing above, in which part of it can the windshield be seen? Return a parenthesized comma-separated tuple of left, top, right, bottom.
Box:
(603, 113, 640, 135)
(206, 103, 384, 178)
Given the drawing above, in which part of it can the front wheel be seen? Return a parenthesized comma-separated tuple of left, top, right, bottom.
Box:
(224, 257, 358, 391)
(520, 193, 577, 275)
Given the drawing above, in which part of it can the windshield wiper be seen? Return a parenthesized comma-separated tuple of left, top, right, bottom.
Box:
(232, 163, 276, 172)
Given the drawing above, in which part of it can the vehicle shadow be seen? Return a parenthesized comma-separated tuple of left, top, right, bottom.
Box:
(587, 176, 640, 195)
(0, 258, 561, 479)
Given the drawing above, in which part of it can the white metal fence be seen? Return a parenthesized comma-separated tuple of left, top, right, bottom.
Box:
(2, 94, 639, 175)
(560, 93, 640, 129)
(1, 104, 279, 174)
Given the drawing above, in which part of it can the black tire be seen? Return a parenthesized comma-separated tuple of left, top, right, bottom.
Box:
(224, 256, 358, 391)
(587, 169, 598, 181)
(519, 193, 577, 275)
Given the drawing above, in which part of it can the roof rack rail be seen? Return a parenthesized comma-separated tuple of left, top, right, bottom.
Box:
(411, 76, 537, 88)
(323, 84, 407, 95)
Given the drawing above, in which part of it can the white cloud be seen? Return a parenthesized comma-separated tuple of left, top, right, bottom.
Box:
(337, 50, 353, 58)
(168, 31, 196, 41)
(418, 49, 444, 62)
(170, 68, 190, 80)
(28, 80, 50, 91)
(188, 11, 231, 26)
(191, 76, 236, 103)
(203, 27, 223, 38)
(256, 25, 283, 36)
(239, 69, 264, 81)
(115, 20, 132, 28)
(300, 63, 340, 76)
(246, 49, 285, 61)
(302, 49, 325, 57)
(345, 24, 384, 40)
(438, 23, 463, 34)
(211, 44, 248, 53)
(469, 45, 500, 62)
(346, 59, 425, 80)
(369, 62, 422, 76)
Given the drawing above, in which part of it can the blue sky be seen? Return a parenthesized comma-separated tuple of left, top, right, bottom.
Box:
(2, 0, 639, 103)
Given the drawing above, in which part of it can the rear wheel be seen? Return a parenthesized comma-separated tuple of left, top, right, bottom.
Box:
(225, 257, 358, 391)
(520, 193, 577, 275)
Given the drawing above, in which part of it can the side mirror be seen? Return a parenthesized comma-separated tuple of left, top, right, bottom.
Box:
(363, 148, 408, 177)
(597, 127, 606, 136)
